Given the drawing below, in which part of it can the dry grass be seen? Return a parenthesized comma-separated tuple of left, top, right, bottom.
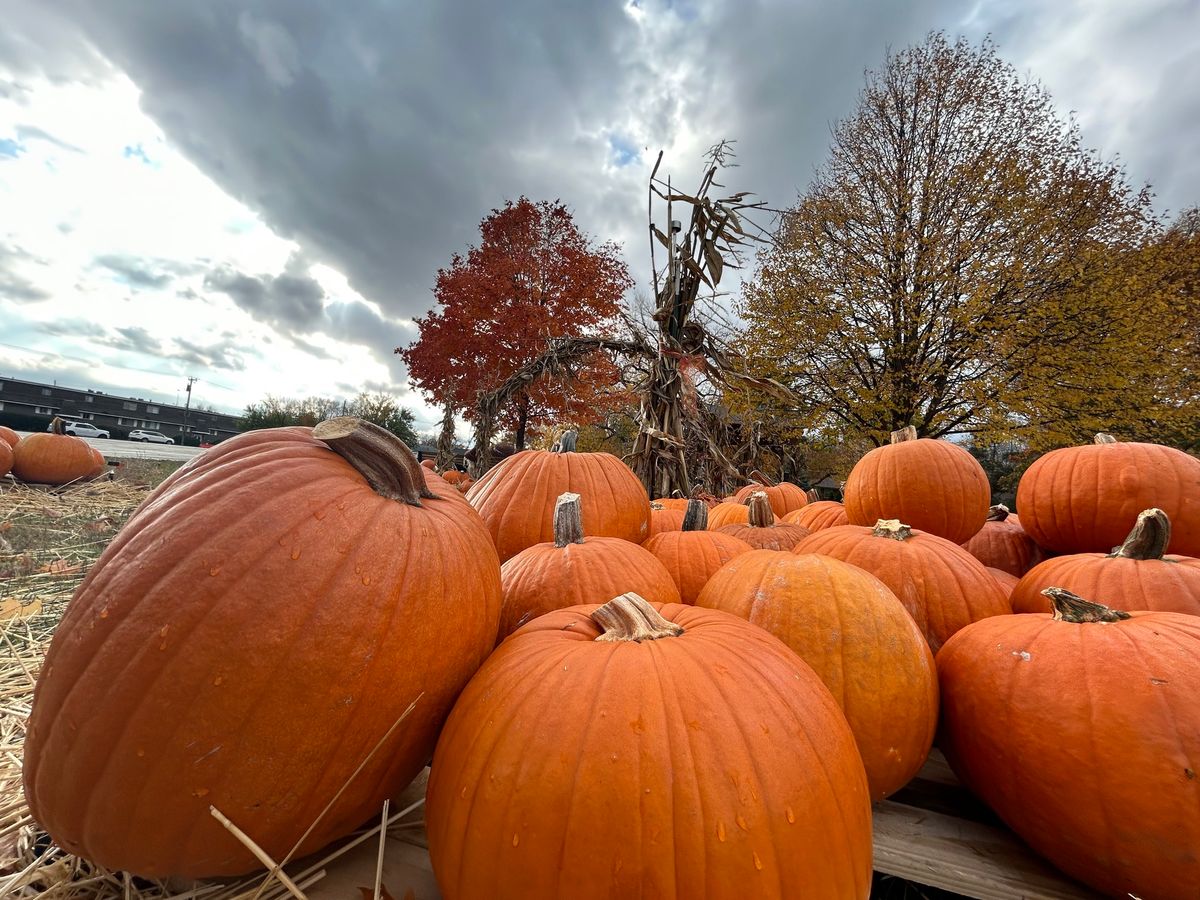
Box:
(0, 473, 428, 899)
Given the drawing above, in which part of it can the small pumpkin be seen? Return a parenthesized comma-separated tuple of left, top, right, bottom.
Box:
(497, 493, 680, 640)
(11, 418, 97, 485)
(696, 551, 937, 800)
(732, 470, 809, 517)
(0, 424, 18, 449)
(960, 504, 1046, 577)
(1011, 508, 1200, 616)
(643, 500, 754, 603)
(421, 458, 437, 470)
(0, 438, 12, 479)
(843, 426, 990, 544)
(938, 588, 1200, 899)
(426, 593, 874, 899)
(783, 500, 849, 531)
(651, 495, 691, 511)
(706, 500, 750, 530)
(1016, 432, 1200, 556)
(717, 491, 811, 551)
(647, 501, 686, 537)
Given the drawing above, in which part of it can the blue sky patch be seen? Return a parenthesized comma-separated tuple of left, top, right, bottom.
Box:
(0, 138, 23, 158)
(123, 143, 152, 164)
(609, 135, 638, 167)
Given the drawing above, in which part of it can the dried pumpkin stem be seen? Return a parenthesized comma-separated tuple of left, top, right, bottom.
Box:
(987, 504, 1010, 522)
(1043, 587, 1131, 623)
(1110, 508, 1171, 560)
(47, 416, 66, 435)
(805, 488, 821, 503)
(313, 416, 429, 506)
(890, 426, 918, 444)
(682, 499, 708, 531)
(592, 592, 684, 642)
(555, 430, 578, 453)
(554, 492, 585, 547)
(747, 491, 774, 527)
(872, 519, 913, 541)
(749, 468, 777, 487)
(1094, 433, 1117, 444)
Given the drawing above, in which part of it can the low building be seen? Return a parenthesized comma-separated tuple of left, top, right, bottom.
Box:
(0, 376, 242, 444)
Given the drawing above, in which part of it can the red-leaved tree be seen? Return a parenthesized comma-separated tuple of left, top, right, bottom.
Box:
(399, 197, 633, 448)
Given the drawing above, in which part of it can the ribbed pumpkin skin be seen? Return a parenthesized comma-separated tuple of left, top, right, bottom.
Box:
(706, 501, 749, 529)
(718, 520, 811, 551)
(1010, 553, 1200, 615)
(696, 552, 937, 800)
(652, 497, 691, 511)
(844, 439, 989, 544)
(0, 439, 12, 478)
(24, 427, 502, 878)
(0, 424, 18, 449)
(794, 525, 1011, 654)
(87, 447, 106, 479)
(784, 501, 849, 531)
(647, 505, 686, 536)
(732, 481, 808, 517)
(498, 538, 680, 639)
(426, 602, 873, 900)
(1016, 441, 1200, 556)
(643, 530, 754, 603)
(961, 512, 1045, 576)
(466, 450, 650, 561)
(986, 566, 1020, 599)
(938, 610, 1200, 899)
(11, 432, 97, 485)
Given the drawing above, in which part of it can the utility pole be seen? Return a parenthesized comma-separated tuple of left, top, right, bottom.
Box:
(182, 376, 197, 445)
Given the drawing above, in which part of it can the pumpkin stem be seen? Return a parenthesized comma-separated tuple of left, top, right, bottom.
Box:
(872, 519, 914, 541)
(48, 416, 66, 435)
(312, 416, 432, 506)
(890, 426, 918, 444)
(1094, 433, 1117, 444)
(1043, 587, 1132, 623)
(749, 468, 777, 487)
(1110, 508, 1170, 560)
(554, 492, 586, 547)
(682, 499, 708, 531)
(591, 592, 684, 642)
(747, 491, 775, 527)
(670, 488, 687, 499)
(805, 488, 821, 503)
(986, 504, 1011, 522)
(555, 430, 578, 453)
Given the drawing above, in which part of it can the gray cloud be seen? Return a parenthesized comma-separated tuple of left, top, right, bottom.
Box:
(172, 336, 249, 372)
(94, 254, 178, 290)
(204, 254, 326, 332)
(0, 241, 51, 302)
(105, 325, 164, 354)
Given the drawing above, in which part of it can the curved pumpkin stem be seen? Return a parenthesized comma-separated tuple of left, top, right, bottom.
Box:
(749, 468, 777, 487)
(873, 519, 914, 541)
(890, 426, 918, 444)
(554, 492, 586, 547)
(746, 491, 775, 528)
(986, 504, 1010, 522)
(1094, 433, 1117, 444)
(592, 592, 683, 642)
(1043, 587, 1132, 623)
(805, 488, 821, 503)
(682, 499, 708, 532)
(555, 430, 578, 453)
(47, 417, 66, 436)
(313, 416, 432, 506)
(1110, 508, 1170, 561)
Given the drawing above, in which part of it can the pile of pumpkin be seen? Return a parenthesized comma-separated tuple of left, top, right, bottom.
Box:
(0, 420, 109, 485)
(20, 419, 1199, 899)
(420, 457, 474, 493)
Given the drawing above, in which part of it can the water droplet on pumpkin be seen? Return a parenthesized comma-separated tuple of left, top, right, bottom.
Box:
(209, 567, 220, 577)
(752, 851, 763, 871)
(160, 625, 169, 637)
(158, 641, 168, 651)
(717, 821, 726, 842)
(213, 675, 224, 686)
(98, 607, 109, 619)
(460, 787, 468, 799)
(511, 833, 519, 847)
(785, 807, 795, 824)
(736, 815, 749, 831)
(192, 787, 209, 798)
(136, 748, 145, 758)
(291, 548, 301, 560)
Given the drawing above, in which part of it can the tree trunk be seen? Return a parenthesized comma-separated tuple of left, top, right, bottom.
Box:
(436, 400, 457, 471)
(515, 391, 530, 450)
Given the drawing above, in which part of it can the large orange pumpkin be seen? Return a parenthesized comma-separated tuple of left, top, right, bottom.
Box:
(1016, 432, 1200, 556)
(960, 504, 1045, 576)
(0, 438, 12, 479)
(696, 551, 937, 800)
(497, 493, 680, 640)
(987, 566, 1020, 599)
(24, 418, 502, 878)
(426, 593, 873, 899)
(1011, 508, 1200, 616)
(783, 500, 849, 531)
(843, 426, 989, 544)
(717, 491, 810, 550)
(706, 499, 750, 530)
(466, 430, 650, 561)
(643, 500, 754, 603)
(0, 424, 18, 449)
(732, 470, 808, 517)
(795, 520, 1011, 653)
(11, 418, 97, 485)
(647, 501, 686, 536)
(938, 588, 1200, 899)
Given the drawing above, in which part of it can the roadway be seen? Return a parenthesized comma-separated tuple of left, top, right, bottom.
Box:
(14, 432, 206, 463)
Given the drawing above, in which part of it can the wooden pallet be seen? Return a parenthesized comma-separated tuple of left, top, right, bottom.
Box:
(309, 752, 1100, 899)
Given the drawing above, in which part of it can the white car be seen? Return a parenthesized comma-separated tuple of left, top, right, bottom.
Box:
(54, 420, 110, 439)
(128, 430, 175, 444)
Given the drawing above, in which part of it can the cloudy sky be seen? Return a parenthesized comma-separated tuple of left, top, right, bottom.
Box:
(2, 0, 1197, 431)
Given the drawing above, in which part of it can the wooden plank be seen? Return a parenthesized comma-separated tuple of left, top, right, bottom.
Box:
(872, 800, 1100, 900)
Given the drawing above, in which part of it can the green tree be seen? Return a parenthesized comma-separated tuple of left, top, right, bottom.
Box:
(346, 391, 419, 446)
(741, 32, 1160, 448)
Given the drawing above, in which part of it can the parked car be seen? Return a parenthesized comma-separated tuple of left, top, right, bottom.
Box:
(128, 429, 175, 444)
(52, 420, 110, 439)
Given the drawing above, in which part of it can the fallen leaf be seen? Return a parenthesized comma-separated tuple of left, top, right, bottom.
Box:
(0, 597, 42, 621)
(84, 516, 117, 534)
(39, 559, 82, 575)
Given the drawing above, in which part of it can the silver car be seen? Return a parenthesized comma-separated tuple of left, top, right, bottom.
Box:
(128, 429, 175, 444)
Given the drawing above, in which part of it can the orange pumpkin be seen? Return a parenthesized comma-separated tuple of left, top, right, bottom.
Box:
(1011, 508, 1200, 615)
(421, 458, 437, 470)
(24, 418, 502, 878)
(11, 418, 97, 485)
(706, 500, 749, 530)
(652, 496, 691, 511)
(0, 425, 18, 449)
(783, 500, 849, 531)
(960, 504, 1045, 576)
(1016, 432, 1200, 556)
(987, 566, 1020, 598)
(732, 470, 809, 517)
(697, 551, 937, 800)
(0, 438, 12, 479)
(87, 447, 106, 479)
(442, 469, 464, 484)
(466, 431, 650, 561)
(497, 493, 680, 640)
(643, 500, 754, 603)
(938, 588, 1200, 899)
(426, 593, 873, 899)
(844, 426, 989, 544)
(795, 520, 1011, 654)
(717, 491, 811, 551)
(647, 501, 686, 537)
